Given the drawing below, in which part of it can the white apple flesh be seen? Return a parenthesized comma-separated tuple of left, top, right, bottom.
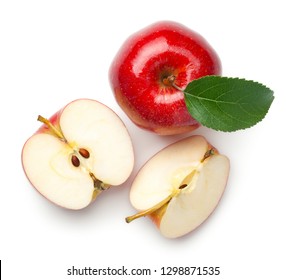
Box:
(22, 99, 134, 210)
(126, 136, 230, 238)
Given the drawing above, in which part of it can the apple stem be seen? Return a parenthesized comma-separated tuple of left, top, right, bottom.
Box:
(125, 193, 174, 223)
(37, 115, 67, 143)
(171, 82, 184, 92)
(162, 75, 184, 92)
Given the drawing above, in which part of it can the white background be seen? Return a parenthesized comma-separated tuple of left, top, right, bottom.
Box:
(0, 0, 285, 279)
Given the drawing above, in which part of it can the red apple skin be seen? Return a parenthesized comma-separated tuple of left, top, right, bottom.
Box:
(109, 21, 222, 135)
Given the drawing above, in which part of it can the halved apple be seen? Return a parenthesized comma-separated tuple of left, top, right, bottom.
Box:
(126, 135, 230, 238)
(22, 99, 134, 210)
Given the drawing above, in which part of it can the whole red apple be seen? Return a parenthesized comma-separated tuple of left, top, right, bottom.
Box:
(109, 21, 221, 135)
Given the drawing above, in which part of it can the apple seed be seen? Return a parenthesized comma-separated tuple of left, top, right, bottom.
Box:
(71, 155, 80, 167)
(79, 148, 90, 159)
(178, 184, 188, 189)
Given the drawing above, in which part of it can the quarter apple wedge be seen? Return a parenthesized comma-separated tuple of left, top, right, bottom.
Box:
(22, 99, 134, 210)
(126, 136, 230, 238)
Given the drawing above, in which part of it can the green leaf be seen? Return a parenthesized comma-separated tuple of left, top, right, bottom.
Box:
(183, 76, 274, 132)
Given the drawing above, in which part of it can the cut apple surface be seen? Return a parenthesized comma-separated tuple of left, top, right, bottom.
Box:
(22, 99, 134, 210)
(126, 136, 230, 238)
